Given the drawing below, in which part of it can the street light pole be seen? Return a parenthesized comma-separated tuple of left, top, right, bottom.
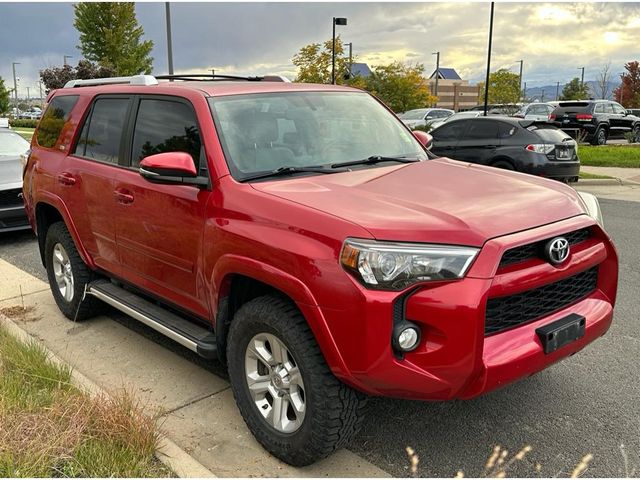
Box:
(556, 81, 560, 100)
(63, 55, 73, 66)
(346, 42, 353, 79)
(26, 86, 30, 101)
(482, 2, 495, 116)
(516, 60, 523, 101)
(165, 2, 174, 76)
(331, 17, 347, 85)
(578, 66, 585, 87)
(541, 89, 545, 102)
(12, 62, 19, 107)
(432, 51, 440, 106)
(523, 81, 527, 102)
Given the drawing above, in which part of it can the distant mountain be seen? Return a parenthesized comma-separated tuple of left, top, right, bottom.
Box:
(524, 80, 620, 102)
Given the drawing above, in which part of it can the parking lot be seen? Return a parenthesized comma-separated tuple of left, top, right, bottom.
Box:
(1, 195, 638, 477)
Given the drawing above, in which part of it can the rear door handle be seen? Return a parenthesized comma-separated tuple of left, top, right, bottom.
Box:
(113, 188, 134, 205)
(57, 172, 76, 186)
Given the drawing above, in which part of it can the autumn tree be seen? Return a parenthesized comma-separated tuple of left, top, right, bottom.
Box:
(292, 37, 351, 84)
(478, 69, 521, 104)
(613, 61, 640, 108)
(365, 62, 436, 113)
(0, 77, 11, 114)
(560, 78, 590, 101)
(40, 60, 116, 93)
(74, 2, 153, 76)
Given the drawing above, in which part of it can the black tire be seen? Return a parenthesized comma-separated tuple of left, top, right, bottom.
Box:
(590, 127, 608, 145)
(44, 221, 102, 321)
(633, 126, 640, 143)
(491, 160, 514, 170)
(227, 295, 367, 466)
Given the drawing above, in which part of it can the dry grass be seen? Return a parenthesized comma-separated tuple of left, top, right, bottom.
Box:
(0, 325, 171, 477)
(1, 305, 41, 323)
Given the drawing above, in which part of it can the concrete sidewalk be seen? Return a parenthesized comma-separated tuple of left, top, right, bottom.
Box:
(580, 166, 640, 184)
(0, 259, 389, 478)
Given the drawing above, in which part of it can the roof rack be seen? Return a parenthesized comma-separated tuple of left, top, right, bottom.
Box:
(154, 74, 291, 83)
(63, 73, 292, 89)
(64, 74, 158, 88)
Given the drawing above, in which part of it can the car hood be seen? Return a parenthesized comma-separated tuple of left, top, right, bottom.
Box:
(0, 154, 23, 190)
(251, 158, 587, 246)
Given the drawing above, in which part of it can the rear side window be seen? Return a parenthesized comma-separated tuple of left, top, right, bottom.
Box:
(131, 99, 202, 168)
(36, 95, 78, 148)
(497, 122, 517, 138)
(74, 97, 130, 164)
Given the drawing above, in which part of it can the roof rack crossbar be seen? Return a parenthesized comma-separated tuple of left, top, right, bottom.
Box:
(155, 74, 291, 83)
(64, 74, 159, 89)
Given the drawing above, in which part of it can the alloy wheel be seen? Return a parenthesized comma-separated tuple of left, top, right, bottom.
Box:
(244, 333, 306, 433)
(52, 243, 74, 302)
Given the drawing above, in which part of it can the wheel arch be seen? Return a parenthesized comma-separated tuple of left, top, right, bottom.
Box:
(489, 156, 516, 170)
(211, 255, 355, 386)
(34, 196, 95, 270)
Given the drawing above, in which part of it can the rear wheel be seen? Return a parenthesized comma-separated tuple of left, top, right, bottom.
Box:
(633, 126, 640, 143)
(591, 127, 608, 145)
(227, 295, 367, 466)
(491, 160, 514, 170)
(45, 222, 102, 321)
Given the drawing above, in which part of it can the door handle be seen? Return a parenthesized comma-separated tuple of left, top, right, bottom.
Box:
(57, 172, 76, 186)
(113, 189, 134, 205)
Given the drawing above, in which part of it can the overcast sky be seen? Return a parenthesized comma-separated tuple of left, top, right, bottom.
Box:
(1, 2, 638, 99)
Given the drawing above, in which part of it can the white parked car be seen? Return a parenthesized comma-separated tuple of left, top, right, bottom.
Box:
(513, 103, 555, 121)
(0, 126, 31, 231)
(398, 108, 454, 129)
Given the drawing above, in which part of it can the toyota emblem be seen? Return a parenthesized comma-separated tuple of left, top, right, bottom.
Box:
(544, 237, 570, 265)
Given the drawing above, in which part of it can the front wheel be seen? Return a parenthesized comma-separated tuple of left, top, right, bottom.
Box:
(227, 295, 367, 466)
(45, 222, 102, 321)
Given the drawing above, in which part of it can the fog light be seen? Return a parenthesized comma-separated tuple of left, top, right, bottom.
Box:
(392, 321, 421, 352)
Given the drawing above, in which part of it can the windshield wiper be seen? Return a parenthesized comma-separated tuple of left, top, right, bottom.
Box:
(330, 155, 420, 169)
(239, 165, 349, 182)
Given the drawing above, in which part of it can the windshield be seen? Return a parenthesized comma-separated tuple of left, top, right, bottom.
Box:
(208, 91, 427, 180)
(0, 131, 30, 156)
(398, 109, 428, 120)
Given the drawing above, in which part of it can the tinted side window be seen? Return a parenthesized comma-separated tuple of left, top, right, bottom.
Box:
(36, 95, 79, 148)
(604, 103, 614, 114)
(466, 120, 498, 139)
(131, 99, 202, 168)
(497, 122, 517, 138)
(433, 121, 468, 141)
(612, 103, 626, 115)
(74, 98, 129, 164)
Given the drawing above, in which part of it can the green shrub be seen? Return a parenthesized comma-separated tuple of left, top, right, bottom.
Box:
(9, 119, 38, 128)
(412, 124, 433, 133)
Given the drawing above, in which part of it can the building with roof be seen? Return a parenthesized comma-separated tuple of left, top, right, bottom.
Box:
(428, 67, 480, 111)
(348, 62, 372, 79)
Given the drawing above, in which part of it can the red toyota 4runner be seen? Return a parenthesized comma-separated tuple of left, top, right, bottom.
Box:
(23, 74, 618, 466)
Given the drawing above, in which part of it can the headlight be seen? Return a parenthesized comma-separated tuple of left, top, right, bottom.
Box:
(577, 191, 603, 226)
(340, 238, 479, 291)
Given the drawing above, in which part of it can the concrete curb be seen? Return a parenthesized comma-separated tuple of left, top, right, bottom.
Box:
(0, 313, 216, 478)
(577, 178, 640, 186)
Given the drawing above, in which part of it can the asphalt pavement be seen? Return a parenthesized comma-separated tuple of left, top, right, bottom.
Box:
(0, 198, 638, 477)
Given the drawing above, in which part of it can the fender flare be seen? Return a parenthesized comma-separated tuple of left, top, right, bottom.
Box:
(34, 192, 96, 269)
(211, 254, 363, 388)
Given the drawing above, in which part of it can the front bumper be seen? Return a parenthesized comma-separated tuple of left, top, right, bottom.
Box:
(323, 215, 617, 400)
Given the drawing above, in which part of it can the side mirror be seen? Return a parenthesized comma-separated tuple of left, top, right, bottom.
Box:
(412, 130, 433, 151)
(139, 152, 208, 187)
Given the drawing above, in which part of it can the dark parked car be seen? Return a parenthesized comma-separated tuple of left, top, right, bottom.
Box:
(430, 117, 580, 182)
(550, 100, 640, 145)
(627, 108, 640, 117)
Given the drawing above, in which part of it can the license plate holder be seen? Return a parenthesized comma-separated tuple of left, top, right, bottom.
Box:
(536, 313, 586, 354)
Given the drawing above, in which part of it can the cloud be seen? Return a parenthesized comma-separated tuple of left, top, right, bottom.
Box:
(0, 1, 639, 99)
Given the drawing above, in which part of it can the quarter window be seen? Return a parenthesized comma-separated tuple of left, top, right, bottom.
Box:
(36, 95, 78, 148)
(131, 99, 202, 168)
(73, 97, 129, 164)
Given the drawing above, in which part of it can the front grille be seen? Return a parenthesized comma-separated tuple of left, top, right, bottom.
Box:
(0, 188, 23, 208)
(485, 267, 598, 335)
(499, 228, 591, 268)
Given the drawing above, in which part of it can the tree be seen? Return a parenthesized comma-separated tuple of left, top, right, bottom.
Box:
(74, 2, 153, 76)
(292, 37, 351, 84)
(477, 69, 521, 104)
(560, 78, 590, 101)
(40, 60, 116, 93)
(364, 62, 436, 113)
(613, 61, 640, 108)
(595, 62, 612, 99)
(0, 77, 11, 115)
